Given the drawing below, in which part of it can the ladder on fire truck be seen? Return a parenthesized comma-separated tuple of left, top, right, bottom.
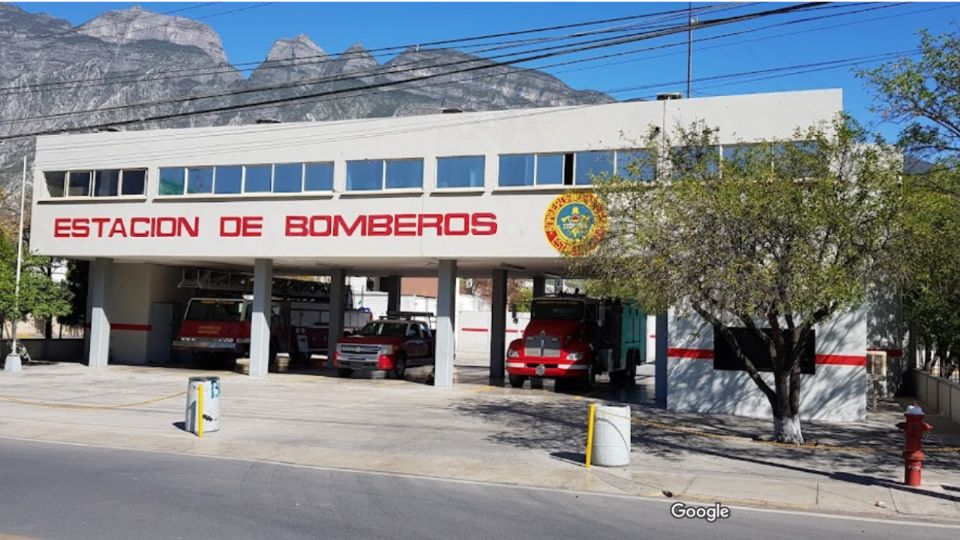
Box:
(178, 268, 336, 301)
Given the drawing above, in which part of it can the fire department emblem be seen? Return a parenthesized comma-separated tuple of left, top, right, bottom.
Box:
(543, 192, 607, 256)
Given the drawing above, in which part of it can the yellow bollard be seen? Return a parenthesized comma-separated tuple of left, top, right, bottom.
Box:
(197, 382, 204, 438)
(585, 402, 596, 468)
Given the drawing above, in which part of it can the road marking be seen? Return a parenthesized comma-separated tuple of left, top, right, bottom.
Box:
(467, 385, 496, 394)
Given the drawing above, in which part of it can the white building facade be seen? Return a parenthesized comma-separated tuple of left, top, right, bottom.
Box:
(29, 89, 873, 419)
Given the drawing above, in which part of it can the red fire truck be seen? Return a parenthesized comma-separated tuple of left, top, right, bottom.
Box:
(171, 269, 369, 368)
(505, 294, 645, 388)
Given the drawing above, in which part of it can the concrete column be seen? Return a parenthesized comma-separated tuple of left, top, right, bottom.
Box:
(435, 260, 457, 388)
(88, 258, 112, 368)
(532, 276, 546, 298)
(655, 313, 668, 407)
(490, 269, 508, 386)
(328, 269, 346, 357)
(249, 258, 273, 377)
(386, 275, 401, 314)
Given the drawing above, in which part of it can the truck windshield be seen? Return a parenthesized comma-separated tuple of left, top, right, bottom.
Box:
(531, 300, 584, 321)
(185, 299, 244, 322)
(356, 322, 409, 337)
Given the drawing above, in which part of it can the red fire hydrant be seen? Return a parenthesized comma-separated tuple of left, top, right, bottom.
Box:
(896, 404, 933, 487)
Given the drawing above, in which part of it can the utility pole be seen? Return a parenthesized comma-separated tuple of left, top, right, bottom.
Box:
(687, 2, 694, 99)
(5, 156, 27, 373)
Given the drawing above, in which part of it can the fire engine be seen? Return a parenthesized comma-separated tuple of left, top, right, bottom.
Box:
(172, 269, 369, 368)
(505, 294, 645, 388)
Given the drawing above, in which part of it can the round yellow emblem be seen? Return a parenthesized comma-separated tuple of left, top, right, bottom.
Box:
(543, 192, 607, 256)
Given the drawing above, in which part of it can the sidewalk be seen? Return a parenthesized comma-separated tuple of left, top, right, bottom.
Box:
(0, 362, 957, 522)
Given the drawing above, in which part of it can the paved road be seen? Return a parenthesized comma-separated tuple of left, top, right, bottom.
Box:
(0, 439, 955, 540)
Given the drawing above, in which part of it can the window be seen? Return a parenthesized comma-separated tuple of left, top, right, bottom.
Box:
(187, 167, 213, 194)
(713, 327, 816, 375)
(68, 171, 91, 197)
(536, 154, 565, 185)
(94, 170, 120, 197)
(120, 169, 146, 195)
(244, 165, 272, 193)
(437, 156, 484, 188)
(44, 172, 65, 198)
(214, 166, 242, 194)
(575, 151, 614, 185)
(616, 150, 655, 181)
(304, 162, 334, 191)
(385, 159, 423, 189)
(159, 167, 185, 195)
(274, 163, 303, 193)
(671, 146, 720, 179)
(498, 154, 535, 187)
(346, 160, 383, 191)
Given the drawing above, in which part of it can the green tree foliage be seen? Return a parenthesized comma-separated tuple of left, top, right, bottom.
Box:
(861, 30, 960, 160)
(863, 30, 960, 377)
(0, 233, 72, 340)
(58, 260, 89, 328)
(575, 117, 901, 443)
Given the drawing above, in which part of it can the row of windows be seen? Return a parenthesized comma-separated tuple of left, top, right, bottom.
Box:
(46, 145, 798, 199)
(159, 162, 334, 195)
(45, 169, 146, 198)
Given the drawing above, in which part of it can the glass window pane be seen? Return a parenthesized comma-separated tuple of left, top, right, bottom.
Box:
(437, 156, 484, 188)
(93, 170, 120, 197)
(214, 166, 242, 194)
(121, 169, 146, 195)
(44, 171, 65, 197)
(244, 165, 272, 193)
(274, 163, 303, 193)
(347, 160, 383, 191)
(536, 154, 564, 185)
(158, 167, 184, 195)
(187, 167, 213, 194)
(575, 151, 614, 185)
(68, 171, 91, 196)
(385, 159, 423, 189)
(616, 150, 655, 181)
(304, 162, 334, 191)
(498, 154, 535, 187)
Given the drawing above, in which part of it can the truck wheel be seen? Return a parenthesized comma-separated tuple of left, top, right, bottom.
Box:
(626, 350, 638, 381)
(336, 368, 353, 378)
(391, 354, 407, 379)
(508, 375, 527, 388)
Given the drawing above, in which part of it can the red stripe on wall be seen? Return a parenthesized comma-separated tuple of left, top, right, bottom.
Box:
(667, 348, 715, 359)
(462, 327, 522, 333)
(815, 354, 866, 366)
(111, 323, 152, 332)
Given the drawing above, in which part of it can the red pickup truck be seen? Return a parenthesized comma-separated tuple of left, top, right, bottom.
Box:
(333, 318, 435, 379)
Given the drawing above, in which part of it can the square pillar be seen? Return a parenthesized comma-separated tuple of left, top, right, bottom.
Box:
(655, 313, 668, 407)
(386, 275, 401, 314)
(490, 269, 508, 385)
(249, 258, 273, 377)
(88, 258, 112, 368)
(435, 260, 457, 388)
(532, 276, 546, 299)
(328, 269, 346, 357)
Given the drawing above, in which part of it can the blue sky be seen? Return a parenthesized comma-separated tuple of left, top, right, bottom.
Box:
(14, 2, 960, 142)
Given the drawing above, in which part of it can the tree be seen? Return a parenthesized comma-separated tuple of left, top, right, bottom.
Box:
(0, 233, 71, 343)
(58, 260, 89, 329)
(861, 30, 960, 161)
(576, 117, 901, 444)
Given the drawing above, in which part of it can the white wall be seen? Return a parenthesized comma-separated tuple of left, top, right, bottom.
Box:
(667, 308, 868, 422)
(456, 310, 530, 355)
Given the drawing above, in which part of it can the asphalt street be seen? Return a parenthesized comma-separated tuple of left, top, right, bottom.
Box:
(0, 438, 955, 540)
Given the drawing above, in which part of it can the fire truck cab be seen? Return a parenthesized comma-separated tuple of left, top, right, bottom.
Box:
(505, 294, 645, 388)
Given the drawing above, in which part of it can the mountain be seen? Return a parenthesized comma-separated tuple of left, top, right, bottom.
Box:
(0, 5, 614, 192)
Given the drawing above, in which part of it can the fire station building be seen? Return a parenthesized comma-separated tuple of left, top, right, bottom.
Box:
(28, 88, 879, 421)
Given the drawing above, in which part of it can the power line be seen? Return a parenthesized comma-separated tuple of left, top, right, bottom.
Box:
(0, 3, 739, 97)
(0, 2, 827, 133)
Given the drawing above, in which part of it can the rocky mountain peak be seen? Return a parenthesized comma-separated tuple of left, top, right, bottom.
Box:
(266, 34, 327, 62)
(337, 42, 378, 74)
(77, 6, 227, 62)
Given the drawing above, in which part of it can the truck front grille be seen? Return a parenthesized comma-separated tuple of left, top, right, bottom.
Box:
(340, 344, 381, 355)
(524, 334, 561, 358)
